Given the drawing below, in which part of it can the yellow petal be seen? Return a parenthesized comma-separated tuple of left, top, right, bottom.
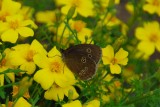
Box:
(0, 22, 9, 32)
(77, 7, 93, 17)
(61, 5, 69, 12)
(115, 48, 128, 65)
(16, 27, 34, 37)
(2, 0, 21, 14)
(110, 64, 121, 74)
(84, 99, 100, 107)
(30, 39, 47, 56)
(34, 68, 54, 90)
(102, 45, 114, 65)
(48, 46, 61, 57)
(115, 48, 128, 59)
(1, 29, 18, 43)
(33, 54, 49, 68)
(76, 0, 94, 17)
(6, 14, 23, 22)
(20, 20, 38, 29)
(44, 84, 64, 101)
(9, 51, 26, 66)
(135, 27, 148, 40)
(117, 58, 128, 65)
(44, 86, 55, 100)
(53, 88, 64, 101)
(35, 11, 56, 23)
(62, 100, 82, 107)
(20, 62, 36, 74)
(137, 41, 155, 55)
(54, 73, 73, 87)
(143, 4, 156, 14)
(63, 67, 76, 82)
(6, 73, 15, 82)
(14, 97, 31, 107)
(63, 86, 79, 99)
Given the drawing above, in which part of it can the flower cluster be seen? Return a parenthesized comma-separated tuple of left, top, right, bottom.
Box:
(0, 0, 37, 43)
(0, 0, 160, 107)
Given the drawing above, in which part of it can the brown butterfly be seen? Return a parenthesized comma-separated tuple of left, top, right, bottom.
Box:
(60, 44, 102, 80)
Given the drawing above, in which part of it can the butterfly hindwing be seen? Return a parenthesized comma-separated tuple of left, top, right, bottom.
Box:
(63, 53, 96, 80)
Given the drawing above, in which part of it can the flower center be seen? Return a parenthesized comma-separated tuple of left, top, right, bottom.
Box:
(152, 0, 160, 6)
(9, 20, 19, 30)
(149, 34, 158, 43)
(0, 59, 6, 67)
(26, 50, 35, 62)
(73, 20, 86, 32)
(50, 62, 61, 73)
(71, 0, 81, 7)
(111, 58, 117, 65)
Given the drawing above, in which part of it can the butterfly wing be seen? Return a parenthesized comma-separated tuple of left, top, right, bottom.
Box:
(61, 44, 101, 80)
(63, 51, 97, 80)
(64, 44, 102, 64)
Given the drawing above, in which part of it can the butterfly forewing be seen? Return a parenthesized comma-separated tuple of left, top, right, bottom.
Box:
(63, 44, 102, 63)
(61, 44, 102, 80)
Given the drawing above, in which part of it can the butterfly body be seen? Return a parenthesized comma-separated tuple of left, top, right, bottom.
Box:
(61, 44, 102, 80)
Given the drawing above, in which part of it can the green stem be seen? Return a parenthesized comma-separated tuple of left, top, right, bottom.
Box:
(42, 26, 54, 46)
(30, 83, 39, 98)
(59, 20, 68, 47)
(0, 82, 19, 89)
(124, 88, 160, 105)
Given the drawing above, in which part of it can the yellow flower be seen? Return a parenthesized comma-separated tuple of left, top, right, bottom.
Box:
(100, 0, 120, 9)
(2, 97, 31, 107)
(44, 83, 79, 101)
(134, 51, 150, 60)
(102, 45, 128, 74)
(35, 10, 56, 32)
(62, 99, 100, 107)
(13, 85, 30, 99)
(83, 99, 100, 107)
(108, 80, 123, 101)
(0, 48, 15, 86)
(56, 0, 94, 17)
(1, 101, 13, 107)
(72, 20, 92, 42)
(135, 21, 160, 55)
(33, 47, 76, 90)
(35, 10, 56, 24)
(9, 39, 47, 74)
(0, 0, 21, 21)
(13, 77, 32, 99)
(18, 6, 34, 20)
(62, 100, 82, 107)
(99, 13, 128, 35)
(14, 97, 31, 107)
(125, 3, 134, 14)
(0, 14, 36, 43)
(57, 20, 92, 43)
(103, 13, 121, 26)
(143, 0, 160, 16)
(122, 66, 139, 83)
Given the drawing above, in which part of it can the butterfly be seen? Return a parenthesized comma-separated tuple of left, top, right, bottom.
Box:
(60, 44, 102, 80)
